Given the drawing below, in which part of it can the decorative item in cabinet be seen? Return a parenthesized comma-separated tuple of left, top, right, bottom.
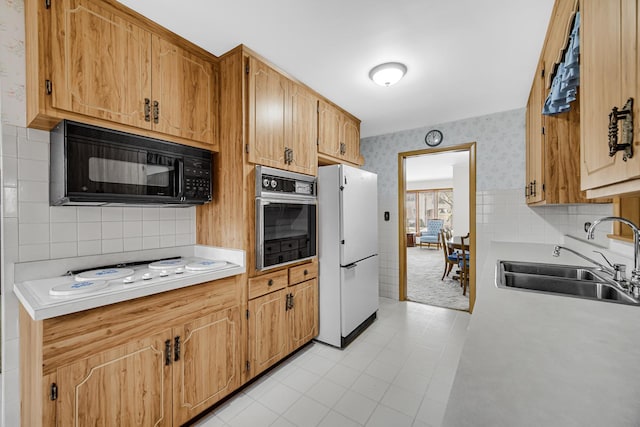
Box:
(580, 0, 640, 197)
(246, 56, 317, 175)
(318, 99, 363, 166)
(26, 0, 218, 148)
(609, 197, 640, 242)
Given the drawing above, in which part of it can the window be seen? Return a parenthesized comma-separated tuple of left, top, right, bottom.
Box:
(405, 189, 453, 234)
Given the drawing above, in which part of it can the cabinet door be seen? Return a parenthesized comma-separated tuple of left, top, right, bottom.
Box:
(247, 57, 288, 168)
(172, 307, 241, 425)
(50, 0, 152, 129)
(288, 279, 318, 352)
(341, 116, 361, 165)
(581, 0, 639, 191)
(248, 289, 288, 378)
(151, 35, 216, 144)
(318, 100, 342, 158)
(288, 83, 318, 175)
(56, 330, 171, 427)
(526, 60, 545, 204)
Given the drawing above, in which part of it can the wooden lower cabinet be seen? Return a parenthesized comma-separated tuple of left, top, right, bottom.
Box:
(21, 276, 244, 426)
(55, 330, 173, 426)
(247, 263, 319, 379)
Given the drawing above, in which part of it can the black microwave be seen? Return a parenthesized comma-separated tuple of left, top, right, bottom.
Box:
(50, 120, 213, 206)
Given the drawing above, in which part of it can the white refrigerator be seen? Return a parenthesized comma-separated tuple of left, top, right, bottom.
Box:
(316, 164, 379, 348)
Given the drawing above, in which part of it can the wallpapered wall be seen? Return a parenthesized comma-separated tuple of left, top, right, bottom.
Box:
(1, 0, 26, 127)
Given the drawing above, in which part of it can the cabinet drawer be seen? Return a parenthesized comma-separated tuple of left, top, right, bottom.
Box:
(248, 270, 288, 299)
(289, 261, 318, 285)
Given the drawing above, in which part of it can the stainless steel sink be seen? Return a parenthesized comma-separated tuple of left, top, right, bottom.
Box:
(496, 261, 640, 306)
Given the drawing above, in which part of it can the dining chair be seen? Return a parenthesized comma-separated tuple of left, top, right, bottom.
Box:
(440, 229, 459, 280)
(458, 233, 470, 296)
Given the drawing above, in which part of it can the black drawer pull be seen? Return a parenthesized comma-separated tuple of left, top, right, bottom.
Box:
(303, 269, 308, 275)
(268, 279, 273, 286)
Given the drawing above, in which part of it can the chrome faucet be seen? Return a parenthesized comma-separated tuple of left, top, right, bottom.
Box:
(587, 216, 640, 298)
(552, 245, 615, 276)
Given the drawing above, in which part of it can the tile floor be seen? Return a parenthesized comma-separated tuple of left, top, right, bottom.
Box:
(193, 297, 470, 427)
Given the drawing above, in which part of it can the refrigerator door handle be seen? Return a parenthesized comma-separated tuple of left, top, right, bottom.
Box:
(342, 262, 357, 270)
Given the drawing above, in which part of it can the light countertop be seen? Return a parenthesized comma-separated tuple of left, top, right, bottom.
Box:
(443, 240, 640, 427)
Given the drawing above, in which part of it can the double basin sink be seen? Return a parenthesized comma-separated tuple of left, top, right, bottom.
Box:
(496, 261, 640, 306)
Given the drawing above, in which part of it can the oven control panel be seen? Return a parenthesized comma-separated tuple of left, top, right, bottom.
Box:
(256, 167, 316, 196)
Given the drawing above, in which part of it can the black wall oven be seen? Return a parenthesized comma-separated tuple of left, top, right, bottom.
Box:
(255, 166, 317, 271)
(50, 120, 212, 206)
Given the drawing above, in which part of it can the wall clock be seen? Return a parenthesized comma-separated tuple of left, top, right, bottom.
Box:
(425, 129, 443, 147)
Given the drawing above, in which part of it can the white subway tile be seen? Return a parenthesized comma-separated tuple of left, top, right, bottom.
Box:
(2, 131, 18, 157)
(3, 123, 17, 135)
(51, 222, 77, 243)
(17, 127, 27, 138)
(176, 207, 194, 220)
(160, 234, 176, 248)
(77, 207, 102, 222)
(123, 237, 143, 251)
(3, 156, 17, 187)
(159, 220, 176, 234)
(4, 337, 19, 372)
(19, 243, 50, 262)
(142, 208, 160, 221)
(175, 234, 191, 246)
(3, 291, 20, 340)
(102, 239, 124, 254)
(18, 158, 48, 181)
(78, 222, 102, 241)
(188, 233, 196, 245)
(176, 220, 190, 234)
(159, 209, 176, 220)
(19, 202, 49, 223)
(50, 242, 78, 259)
(123, 221, 142, 237)
(27, 128, 50, 143)
(4, 218, 19, 261)
(102, 207, 123, 222)
(4, 187, 18, 217)
(142, 236, 160, 249)
(17, 138, 48, 161)
(143, 220, 159, 237)
(102, 221, 123, 239)
(19, 223, 50, 245)
(50, 206, 77, 222)
(123, 207, 142, 221)
(18, 180, 48, 202)
(78, 240, 101, 256)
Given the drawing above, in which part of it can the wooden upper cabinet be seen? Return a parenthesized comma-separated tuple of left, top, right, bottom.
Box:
(580, 0, 640, 196)
(318, 99, 362, 165)
(247, 56, 318, 175)
(55, 330, 172, 427)
(27, 0, 218, 148)
(172, 307, 241, 425)
(50, 0, 152, 130)
(525, 62, 545, 204)
(151, 36, 216, 144)
(288, 83, 318, 175)
(247, 56, 288, 168)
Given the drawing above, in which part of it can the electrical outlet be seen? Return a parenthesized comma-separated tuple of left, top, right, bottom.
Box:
(584, 222, 592, 232)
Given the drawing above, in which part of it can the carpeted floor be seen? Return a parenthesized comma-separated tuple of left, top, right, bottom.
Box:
(406, 245, 469, 311)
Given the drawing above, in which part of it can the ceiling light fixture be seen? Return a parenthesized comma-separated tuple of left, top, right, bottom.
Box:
(369, 62, 407, 87)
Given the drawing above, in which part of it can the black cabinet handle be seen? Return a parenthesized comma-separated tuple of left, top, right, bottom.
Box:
(289, 293, 294, 309)
(144, 98, 151, 122)
(174, 336, 181, 362)
(165, 339, 172, 366)
(303, 269, 308, 276)
(268, 279, 273, 287)
(153, 100, 160, 124)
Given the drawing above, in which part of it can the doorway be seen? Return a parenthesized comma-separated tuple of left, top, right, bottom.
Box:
(397, 143, 477, 313)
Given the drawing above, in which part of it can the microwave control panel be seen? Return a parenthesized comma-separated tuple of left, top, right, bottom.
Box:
(183, 157, 212, 201)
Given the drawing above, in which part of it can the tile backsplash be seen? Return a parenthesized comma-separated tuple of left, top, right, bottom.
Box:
(2, 123, 196, 263)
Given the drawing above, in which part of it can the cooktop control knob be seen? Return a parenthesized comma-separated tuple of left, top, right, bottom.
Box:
(123, 276, 134, 284)
(175, 267, 185, 274)
(142, 272, 153, 280)
(263, 178, 270, 188)
(159, 270, 169, 277)
(270, 179, 277, 188)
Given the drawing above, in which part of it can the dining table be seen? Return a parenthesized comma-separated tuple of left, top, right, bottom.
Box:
(446, 235, 470, 252)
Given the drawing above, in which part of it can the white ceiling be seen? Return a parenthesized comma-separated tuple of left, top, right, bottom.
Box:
(406, 151, 469, 182)
(117, 0, 555, 138)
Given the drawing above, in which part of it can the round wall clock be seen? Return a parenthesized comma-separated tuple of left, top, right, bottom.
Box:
(425, 129, 443, 147)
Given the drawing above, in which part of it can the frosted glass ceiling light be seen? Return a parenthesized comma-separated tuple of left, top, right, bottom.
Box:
(369, 62, 407, 87)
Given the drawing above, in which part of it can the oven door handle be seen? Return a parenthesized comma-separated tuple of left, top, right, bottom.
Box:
(175, 159, 184, 199)
(256, 197, 317, 205)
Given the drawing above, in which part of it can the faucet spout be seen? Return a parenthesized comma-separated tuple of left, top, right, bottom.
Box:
(552, 245, 613, 275)
(587, 216, 640, 297)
